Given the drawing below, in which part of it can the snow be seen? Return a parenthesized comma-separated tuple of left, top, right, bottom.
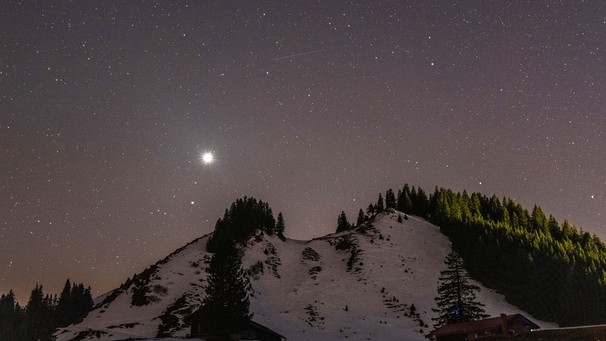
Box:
(55, 212, 556, 341)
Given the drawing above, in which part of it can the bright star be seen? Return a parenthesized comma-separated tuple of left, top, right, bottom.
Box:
(201, 152, 214, 164)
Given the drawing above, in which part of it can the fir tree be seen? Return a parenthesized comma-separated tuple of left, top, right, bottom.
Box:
(385, 188, 396, 210)
(336, 211, 350, 233)
(1, 282, 93, 340)
(412, 186, 430, 218)
(201, 243, 252, 338)
(207, 197, 277, 252)
(401, 191, 413, 214)
(356, 208, 366, 226)
(530, 205, 547, 232)
(397, 184, 412, 213)
(25, 284, 55, 341)
(74, 283, 93, 321)
(56, 281, 92, 327)
(377, 193, 384, 213)
(56, 279, 73, 327)
(0, 290, 22, 340)
(275, 212, 286, 240)
(433, 251, 488, 327)
(366, 203, 375, 216)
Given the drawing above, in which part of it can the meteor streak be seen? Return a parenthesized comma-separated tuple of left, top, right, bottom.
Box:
(272, 49, 326, 61)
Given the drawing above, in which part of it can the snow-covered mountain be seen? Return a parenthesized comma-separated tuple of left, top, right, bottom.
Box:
(55, 212, 555, 341)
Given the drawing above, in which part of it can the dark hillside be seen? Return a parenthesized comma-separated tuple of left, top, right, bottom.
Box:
(389, 184, 606, 326)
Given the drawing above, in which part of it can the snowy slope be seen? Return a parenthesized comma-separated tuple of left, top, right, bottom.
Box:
(55, 212, 555, 341)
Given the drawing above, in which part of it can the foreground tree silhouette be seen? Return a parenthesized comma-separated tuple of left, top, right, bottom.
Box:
(0, 290, 22, 340)
(25, 284, 54, 341)
(433, 251, 488, 327)
(56, 279, 94, 328)
(201, 198, 276, 339)
(201, 241, 252, 339)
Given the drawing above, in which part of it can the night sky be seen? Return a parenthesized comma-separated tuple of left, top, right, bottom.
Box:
(1, 1, 604, 303)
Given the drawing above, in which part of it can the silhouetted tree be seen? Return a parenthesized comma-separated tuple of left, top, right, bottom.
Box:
(56, 279, 73, 327)
(207, 197, 277, 252)
(1, 280, 93, 340)
(25, 284, 55, 341)
(57, 280, 93, 327)
(433, 251, 488, 327)
(366, 203, 375, 216)
(201, 242, 252, 338)
(357, 208, 366, 226)
(337, 211, 350, 233)
(397, 184, 412, 213)
(377, 193, 384, 213)
(385, 188, 396, 209)
(413, 187, 430, 218)
(275, 212, 286, 240)
(400, 191, 413, 214)
(0, 290, 23, 340)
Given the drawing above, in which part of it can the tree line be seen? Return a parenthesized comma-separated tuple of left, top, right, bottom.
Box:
(430, 187, 606, 326)
(206, 196, 285, 253)
(0, 280, 93, 340)
(342, 184, 606, 326)
(336, 184, 430, 232)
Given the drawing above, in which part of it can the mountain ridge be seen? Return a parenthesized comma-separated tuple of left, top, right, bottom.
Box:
(55, 212, 555, 341)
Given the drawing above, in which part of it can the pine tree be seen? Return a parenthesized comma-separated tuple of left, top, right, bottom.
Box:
(366, 203, 375, 216)
(401, 191, 413, 214)
(0, 290, 22, 340)
(56, 279, 72, 327)
(397, 184, 412, 213)
(377, 193, 384, 213)
(415, 187, 430, 218)
(69, 283, 93, 325)
(396, 188, 404, 212)
(385, 189, 396, 210)
(530, 205, 547, 232)
(25, 284, 55, 341)
(207, 197, 277, 251)
(275, 212, 286, 240)
(336, 211, 350, 233)
(201, 244, 252, 338)
(433, 251, 488, 327)
(356, 208, 366, 226)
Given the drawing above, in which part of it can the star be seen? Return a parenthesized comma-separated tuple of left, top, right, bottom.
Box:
(201, 152, 214, 165)
(0, 0, 604, 306)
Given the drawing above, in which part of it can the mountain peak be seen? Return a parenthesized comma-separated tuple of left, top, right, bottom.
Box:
(56, 211, 554, 341)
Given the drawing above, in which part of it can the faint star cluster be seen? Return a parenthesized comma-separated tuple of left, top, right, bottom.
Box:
(0, 1, 604, 302)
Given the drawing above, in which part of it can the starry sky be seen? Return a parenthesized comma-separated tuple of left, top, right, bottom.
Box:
(1, 1, 604, 303)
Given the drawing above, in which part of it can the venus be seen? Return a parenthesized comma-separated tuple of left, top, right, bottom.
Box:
(201, 152, 214, 164)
